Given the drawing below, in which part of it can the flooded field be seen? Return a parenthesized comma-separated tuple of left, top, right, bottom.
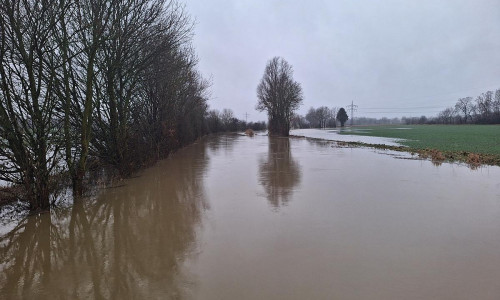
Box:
(1, 134, 500, 299)
(291, 128, 405, 146)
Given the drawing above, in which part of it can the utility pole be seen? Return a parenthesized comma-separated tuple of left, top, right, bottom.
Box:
(347, 101, 358, 126)
(245, 112, 249, 123)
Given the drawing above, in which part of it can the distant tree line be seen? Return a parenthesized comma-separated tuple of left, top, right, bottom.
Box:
(292, 87, 500, 127)
(291, 106, 340, 129)
(206, 108, 266, 133)
(353, 117, 402, 125)
(400, 116, 429, 125)
(430, 88, 500, 124)
(0, 0, 216, 210)
(305, 106, 337, 128)
(400, 88, 500, 125)
(291, 106, 402, 128)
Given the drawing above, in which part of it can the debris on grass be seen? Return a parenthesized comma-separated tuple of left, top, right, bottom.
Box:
(466, 153, 481, 169)
(419, 149, 445, 162)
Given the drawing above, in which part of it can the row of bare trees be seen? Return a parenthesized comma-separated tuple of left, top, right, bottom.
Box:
(0, 0, 209, 211)
(304, 106, 337, 128)
(206, 108, 266, 133)
(434, 89, 500, 124)
(291, 106, 351, 128)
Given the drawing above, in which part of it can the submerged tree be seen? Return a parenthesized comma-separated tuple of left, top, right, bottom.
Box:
(256, 57, 303, 136)
(0, 0, 62, 210)
(336, 107, 349, 127)
(0, 0, 210, 210)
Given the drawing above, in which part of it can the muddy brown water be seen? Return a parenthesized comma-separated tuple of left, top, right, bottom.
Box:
(1, 134, 500, 299)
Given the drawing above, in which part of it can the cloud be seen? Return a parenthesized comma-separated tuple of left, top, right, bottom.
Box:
(187, 0, 500, 119)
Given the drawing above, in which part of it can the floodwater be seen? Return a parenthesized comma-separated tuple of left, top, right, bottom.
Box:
(1, 134, 500, 299)
(291, 128, 405, 146)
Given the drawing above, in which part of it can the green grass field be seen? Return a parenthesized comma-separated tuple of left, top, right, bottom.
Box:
(339, 125, 500, 155)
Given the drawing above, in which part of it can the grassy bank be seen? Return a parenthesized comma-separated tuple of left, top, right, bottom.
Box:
(340, 125, 500, 155)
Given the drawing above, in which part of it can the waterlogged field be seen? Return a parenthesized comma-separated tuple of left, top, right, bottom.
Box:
(340, 125, 500, 155)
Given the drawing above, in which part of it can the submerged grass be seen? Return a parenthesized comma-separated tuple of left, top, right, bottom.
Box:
(339, 125, 500, 155)
(292, 125, 500, 168)
(334, 140, 500, 168)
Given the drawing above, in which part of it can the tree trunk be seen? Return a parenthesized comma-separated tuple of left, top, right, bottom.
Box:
(27, 169, 51, 212)
(72, 174, 83, 198)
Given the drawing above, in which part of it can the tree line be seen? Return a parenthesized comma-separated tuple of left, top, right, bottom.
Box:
(400, 88, 500, 125)
(431, 89, 500, 124)
(289, 106, 351, 129)
(290, 87, 500, 127)
(0, 0, 222, 211)
(206, 108, 266, 133)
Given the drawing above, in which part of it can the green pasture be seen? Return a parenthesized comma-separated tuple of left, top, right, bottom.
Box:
(339, 125, 500, 155)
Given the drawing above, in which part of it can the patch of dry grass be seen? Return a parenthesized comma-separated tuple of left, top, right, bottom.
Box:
(245, 129, 255, 137)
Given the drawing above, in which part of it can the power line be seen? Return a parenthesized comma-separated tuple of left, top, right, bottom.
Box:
(355, 105, 448, 116)
(359, 111, 442, 114)
(360, 105, 445, 109)
(359, 83, 500, 105)
(347, 100, 358, 126)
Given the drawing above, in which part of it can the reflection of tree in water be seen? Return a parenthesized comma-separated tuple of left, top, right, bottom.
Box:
(0, 140, 210, 299)
(259, 138, 301, 208)
(0, 213, 53, 299)
(206, 133, 238, 155)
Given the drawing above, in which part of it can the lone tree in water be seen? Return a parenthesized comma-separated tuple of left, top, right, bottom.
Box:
(336, 107, 349, 127)
(256, 57, 303, 136)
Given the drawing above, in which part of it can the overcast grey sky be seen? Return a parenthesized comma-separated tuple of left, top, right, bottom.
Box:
(185, 0, 500, 121)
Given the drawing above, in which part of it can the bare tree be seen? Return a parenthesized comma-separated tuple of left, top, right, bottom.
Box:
(70, 0, 116, 194)
(437, 107, 457, 124)
(0, 0, 62, 210)
(290, 114, 308, 129)
(475, 91, 493, 122)
(330, 107, 337, 127)
(317, 106, 335, 128)
(206, 109, 222, 132)
(92, 0, 167, 175)
(137, 13, 209, 161)
(455, 97, 474, 124)
(305, 106, 335, 128)
(0, 0, 211, 210)
(494, 89, 500, 116)
(256, 57, 303, 136)
(304, 107, 317, 128)
(220, 108, 235, 130)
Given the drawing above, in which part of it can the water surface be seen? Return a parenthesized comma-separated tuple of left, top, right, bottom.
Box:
(1, 134, 500, 299)
(291, 128, 404, 146)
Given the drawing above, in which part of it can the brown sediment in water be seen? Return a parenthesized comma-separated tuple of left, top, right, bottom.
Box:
(290, 134, 500, 168)
(2, 135, 500, 299)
